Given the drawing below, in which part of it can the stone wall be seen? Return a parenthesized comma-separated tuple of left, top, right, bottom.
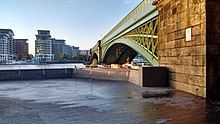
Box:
(128, 69, 142, 86)
(72, 68, 131, 81)
(73, 67, 169, 87)
(0, 69, 73, 80)
(156, 0, 206, 97)
(0, 67, 169, 88)
(206, 0, 220, 98)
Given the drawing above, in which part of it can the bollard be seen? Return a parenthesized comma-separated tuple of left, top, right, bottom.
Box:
(74, 68, 77, 74)
(90, 68, 92, 75)
(73, 65, 77, 74)
(64, 65, 67, 74)
(43, 68, 45, 75)
(73, 67, 76, 74)
(18, 66, 21, 75)
(126, 71, 128, 77)
(108, 70, 111, 76)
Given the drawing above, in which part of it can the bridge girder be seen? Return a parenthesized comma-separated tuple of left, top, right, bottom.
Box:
(91, 0, 159, 66)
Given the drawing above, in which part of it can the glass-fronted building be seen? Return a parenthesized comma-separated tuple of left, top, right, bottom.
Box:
(0, 29, 15, 63)
(35, 30, 54, 63)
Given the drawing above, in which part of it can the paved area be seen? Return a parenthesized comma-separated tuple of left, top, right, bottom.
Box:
(0, 79, 219, 124)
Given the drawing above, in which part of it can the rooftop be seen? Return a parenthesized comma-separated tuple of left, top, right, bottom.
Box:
(0, 29, 15, 36)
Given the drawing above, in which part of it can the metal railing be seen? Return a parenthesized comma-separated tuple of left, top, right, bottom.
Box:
(101, 0, 154, 42)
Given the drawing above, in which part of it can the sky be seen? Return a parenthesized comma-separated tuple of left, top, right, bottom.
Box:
(1, 0, 142, 54)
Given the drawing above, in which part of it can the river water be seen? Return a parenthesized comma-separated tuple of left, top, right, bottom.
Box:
(0, 63, 85, 70)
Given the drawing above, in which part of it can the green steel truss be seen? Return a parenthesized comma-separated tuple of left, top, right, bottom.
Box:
(122, 17, 158, 60)
(90, 0, 159, 66)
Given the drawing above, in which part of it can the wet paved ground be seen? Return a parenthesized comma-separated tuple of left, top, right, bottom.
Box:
(0, 79, 219, 124)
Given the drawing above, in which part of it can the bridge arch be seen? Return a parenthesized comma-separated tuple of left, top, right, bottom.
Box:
(102, 38, 158, 66)
(103, 43, 137, 65)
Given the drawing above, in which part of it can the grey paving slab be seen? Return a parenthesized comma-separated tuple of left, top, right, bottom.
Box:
(0, 79, 219, 124)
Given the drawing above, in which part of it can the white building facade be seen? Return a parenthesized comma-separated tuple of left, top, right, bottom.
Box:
(0, 29, 15, 64)
(35, 30, 54, 63)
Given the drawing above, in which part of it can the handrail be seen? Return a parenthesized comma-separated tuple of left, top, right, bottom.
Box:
(101, 0, 154, 42)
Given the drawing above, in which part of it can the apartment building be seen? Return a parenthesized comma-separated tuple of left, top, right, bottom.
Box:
(15, 39, 29, 59)
(35, 30, 54, 63)
(52, 39, 65, 60)
(0, 29, 15, 63)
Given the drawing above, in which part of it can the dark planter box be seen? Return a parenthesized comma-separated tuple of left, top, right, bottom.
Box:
(142, 67, 169, 87)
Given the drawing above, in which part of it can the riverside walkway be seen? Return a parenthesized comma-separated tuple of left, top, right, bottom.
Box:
(0, 79, 219, 124)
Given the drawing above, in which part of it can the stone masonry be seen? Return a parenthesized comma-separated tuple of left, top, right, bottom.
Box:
(154, 0, 206, 97)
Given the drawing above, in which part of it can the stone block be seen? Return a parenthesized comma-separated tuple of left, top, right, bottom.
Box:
(192, 55, 206, 66)
(180, 47, 192, 56)
(159, 57, 168, 64)
(174, 73, 185, 82)
(191, 45, 206, 56)
(192, 25, 201, 36)
(183, 74, 206, 87)
(200, 2, 205, 14)
(170, 40, 176, 48)
(159, 8, 164, 15)
(179, 56, 193, 65)
(171, 81, 206, 97)
(174, 39, 184, 48)
(175, 65, 185, 73)
(185, 66, 206, 76)
(172, 7, 177, 15)
(192, 35, 205, 46)
(174, 30, 184, 40)
(170, 72, 176, 81)
(163, 2, 171, 13)
(191, 15, 201, 26)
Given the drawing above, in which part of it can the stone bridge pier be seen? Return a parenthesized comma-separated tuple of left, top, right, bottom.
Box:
(154, 0, 220, 98)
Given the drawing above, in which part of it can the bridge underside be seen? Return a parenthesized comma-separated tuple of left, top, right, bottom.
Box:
(102, 38, 158, 66)
(103, 43, 137, 65)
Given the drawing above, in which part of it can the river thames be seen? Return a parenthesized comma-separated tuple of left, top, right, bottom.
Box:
(0, 63, 85, 70)
(0, 78, 219, 124)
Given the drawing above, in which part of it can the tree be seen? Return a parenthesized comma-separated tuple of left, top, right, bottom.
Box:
(26, 54, 34, 60)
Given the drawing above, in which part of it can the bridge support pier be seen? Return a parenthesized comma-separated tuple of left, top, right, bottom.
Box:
(98, 40, 102, 64)
(154, 0, 220, 98)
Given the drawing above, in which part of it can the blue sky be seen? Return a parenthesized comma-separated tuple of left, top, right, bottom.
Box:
(1, 0, 142, 54)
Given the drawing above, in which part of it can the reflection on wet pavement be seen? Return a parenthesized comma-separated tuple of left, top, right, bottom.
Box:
(0, 79, 219, 124)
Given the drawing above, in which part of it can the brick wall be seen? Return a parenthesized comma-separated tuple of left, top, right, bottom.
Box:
(206, 0, 220, 98)
(156, 0, 206, 97)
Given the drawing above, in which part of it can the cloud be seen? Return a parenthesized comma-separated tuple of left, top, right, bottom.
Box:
(67, 0, 78, 4)
(123, 0, 132, 4)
